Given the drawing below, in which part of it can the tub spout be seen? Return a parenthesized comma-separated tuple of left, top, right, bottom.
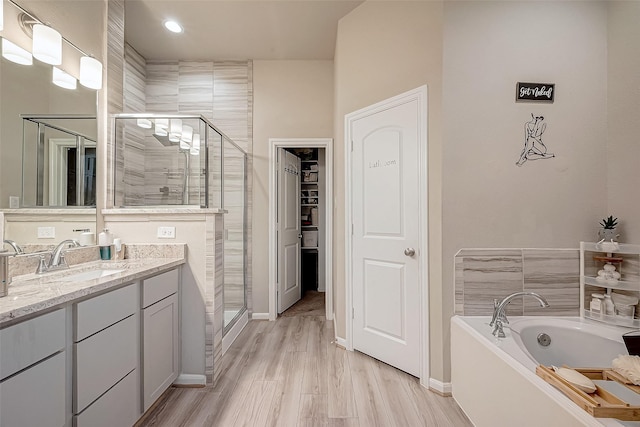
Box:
(489, 292, 549, 338)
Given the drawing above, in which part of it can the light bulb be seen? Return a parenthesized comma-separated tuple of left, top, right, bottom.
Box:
(190, 134, 200, 155)
(52, 67, 77, 90)
(169, 119, 182, 141)
(180, 125, 193, 143)
(2, 39, 32, 65)
(137, 118, 152, 129)
(32, 24, 62, 65)
(80, 56, 103, 90)
(164, 20, 183, 33)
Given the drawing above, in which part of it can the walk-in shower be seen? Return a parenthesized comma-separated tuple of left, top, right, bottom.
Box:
(113, 114, 248, 334)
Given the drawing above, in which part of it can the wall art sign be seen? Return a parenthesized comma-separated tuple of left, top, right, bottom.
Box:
(516, 113, 555, 167)
(516, 82, 555, 102)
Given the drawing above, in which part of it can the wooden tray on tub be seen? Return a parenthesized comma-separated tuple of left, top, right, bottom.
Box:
(536, 365, 640, 421)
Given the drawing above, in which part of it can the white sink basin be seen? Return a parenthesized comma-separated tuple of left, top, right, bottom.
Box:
(53, 269, 124, 282)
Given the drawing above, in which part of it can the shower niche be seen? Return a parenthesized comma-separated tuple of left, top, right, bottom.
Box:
(113, 115, 224, 208)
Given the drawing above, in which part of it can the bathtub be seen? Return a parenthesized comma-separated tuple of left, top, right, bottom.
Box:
(451, 316, 640, 427)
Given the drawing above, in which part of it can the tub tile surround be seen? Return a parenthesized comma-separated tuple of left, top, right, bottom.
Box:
(455, 248, 580, 317)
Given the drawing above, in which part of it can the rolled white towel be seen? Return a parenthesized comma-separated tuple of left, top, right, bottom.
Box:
(612, 355, 640, 385)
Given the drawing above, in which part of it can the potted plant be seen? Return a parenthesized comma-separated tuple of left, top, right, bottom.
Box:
(598, 215, 619, 242)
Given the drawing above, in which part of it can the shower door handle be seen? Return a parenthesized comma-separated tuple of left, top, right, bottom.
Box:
(404, 248, 415, 257)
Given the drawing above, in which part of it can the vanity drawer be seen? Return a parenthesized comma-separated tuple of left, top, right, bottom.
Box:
(75, 283, 137, 341)
(0, 308, 66, 380)
(74, 314, 138, 413)
(0, 350, 66, 427)
(142, 268, 179, 308)
(74, 369, 139, 427)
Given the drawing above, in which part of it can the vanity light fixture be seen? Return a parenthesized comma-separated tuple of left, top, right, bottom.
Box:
(79, 56, 102, 90)
(137, 118, 153, 129)
(163, 20, 183, 34)
(32, 23, 62, 65)
(52, 67, 77, 90)
(7, 1, 104, 91)
(2, 38, 33, 65)
(0, 0, 4, 31)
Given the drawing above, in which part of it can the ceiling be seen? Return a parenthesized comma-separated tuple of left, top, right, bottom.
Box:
(124, 0, 364, 61)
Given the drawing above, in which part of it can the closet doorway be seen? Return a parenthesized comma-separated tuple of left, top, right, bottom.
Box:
(268, 138, 333, 321)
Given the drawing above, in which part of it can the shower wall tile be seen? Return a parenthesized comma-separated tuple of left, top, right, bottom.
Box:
(213, 62, 251, 151)
(522, 249, 580, 316)
(106, 0, 125, 207)
(124, 44, 146, 113)
(213, 214, 225, 384)
(146, 61, 179, 113)
(179, 62, 214, 117)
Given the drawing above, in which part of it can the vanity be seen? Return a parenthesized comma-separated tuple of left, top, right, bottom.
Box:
(0, 255, 185, 427)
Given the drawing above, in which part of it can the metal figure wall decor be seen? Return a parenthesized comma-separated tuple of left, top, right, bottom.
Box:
(516, 113, 555, 167)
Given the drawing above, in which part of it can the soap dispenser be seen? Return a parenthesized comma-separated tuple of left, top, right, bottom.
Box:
(98, 229, 113, 260)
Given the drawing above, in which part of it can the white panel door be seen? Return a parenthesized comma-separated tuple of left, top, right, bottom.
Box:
(277, 149, 302, 313)
(352, 99, 421, 376)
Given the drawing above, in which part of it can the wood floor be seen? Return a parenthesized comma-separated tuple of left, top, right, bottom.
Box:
(139, 312, 472, 427)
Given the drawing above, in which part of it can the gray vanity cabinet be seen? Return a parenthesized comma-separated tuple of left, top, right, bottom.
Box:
(0, 309, 67, 427)
(73, 284, 139, 427)
(142, 269, 180, 411)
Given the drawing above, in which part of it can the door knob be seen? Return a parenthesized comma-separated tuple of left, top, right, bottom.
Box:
(404, 248, 415, 257)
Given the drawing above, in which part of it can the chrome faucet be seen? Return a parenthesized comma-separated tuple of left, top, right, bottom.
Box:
(3, 239, 23, 254)
(489, 291, 549, 338)
(47, 239, 81, 270)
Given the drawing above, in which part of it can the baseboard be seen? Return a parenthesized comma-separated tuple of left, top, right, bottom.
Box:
(335, 336, 347, 349)
(251, 312, 270, 320)
(173, 374, 206, 387)
(428, 378, 452, 396)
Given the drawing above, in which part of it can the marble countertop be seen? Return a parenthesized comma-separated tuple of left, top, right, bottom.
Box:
(0, 257, 185, 326)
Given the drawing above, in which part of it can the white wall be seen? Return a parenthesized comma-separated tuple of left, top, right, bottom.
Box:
(252, 60, 334, 314)
(443, 1, 608, 381)
(607, 1, 640, 243)
(333, 0, 444, 375)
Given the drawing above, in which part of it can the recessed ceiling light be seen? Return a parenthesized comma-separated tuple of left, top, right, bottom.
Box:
(164, 20, 183, 34)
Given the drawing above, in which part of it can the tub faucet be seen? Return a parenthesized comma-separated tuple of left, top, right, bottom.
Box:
(489, 292, 549, 338)
(3, 239, 23, 254)
(47, 239, 81, 270)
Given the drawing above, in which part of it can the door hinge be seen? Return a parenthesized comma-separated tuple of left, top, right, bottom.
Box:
(350, 140, 354, 152)
(352, 307, 355, 319)
(351, 223, 354, 236)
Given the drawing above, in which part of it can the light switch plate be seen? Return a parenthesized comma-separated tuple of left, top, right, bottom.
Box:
(38, 226, 56, 239)
(157, 226, 176, 239)
(9, 196, 19, 209)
